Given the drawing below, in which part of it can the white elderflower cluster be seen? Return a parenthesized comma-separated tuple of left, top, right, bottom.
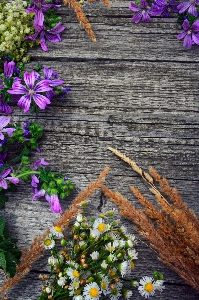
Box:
(0, 0, 35, 62)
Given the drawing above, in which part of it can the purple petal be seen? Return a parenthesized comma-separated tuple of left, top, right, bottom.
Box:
(33, 94, 51, 109)
(192, 20, 199, 31)
(6, 177, 19, 185)
(177, 30, 187, 40)
(45, 194, 51, 203)
(0, 179, 7, 189)
(177, 2, 190, 13)
(32, 189, 46, 201)
(24, 71, 36, 89)
(2, 128, 16, 137)
(43, 65, 53, 79)
(17, 95, 32, 113)
(0, 97, 12, 114)
(33, 158, 49, 170)
(188, 4, 198, 16)
(192, 32, 199, 44)
(48, 22, 65, 34)
(25, 31, 39, 41)
(183, 34, 193, 48)
(0, 133, 4, 140)
(31, 175, 39, 187)
(4, 61, 15, 78)
(129, 2, 140, 11)
(142, 10, 151, 22)
(40, 31, 48, 51)
(45, 32, 61, 43)
(8, 83, 28, 95)
(34, 9, 44, 28)
(132, 11, 143, 23)
(46, 90, 56, 100)
(182, 19, 191, 31)
(50, 195, 62, 213)
(34, 71, 41, 80)
(34, 80, 52, 92)
(0, 116, 11, 130)
(1, 168, 12, 178)
(49, 79, 64, 87)
(42, 4, 61, 12)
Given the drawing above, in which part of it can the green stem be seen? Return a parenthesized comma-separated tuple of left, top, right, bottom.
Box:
(16, 171, 40, 178)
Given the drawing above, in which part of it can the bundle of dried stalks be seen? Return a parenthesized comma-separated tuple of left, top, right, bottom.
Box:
(62, 0, 110, 41)
(0, 167, 110, 298)
(104, 147, 199, 292)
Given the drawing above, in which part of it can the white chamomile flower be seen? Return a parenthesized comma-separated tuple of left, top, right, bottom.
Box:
(66, 268, 80, 280)
(83, 282, 102, 300)
(45, 287, 51, 294)
(113, 240, 120, 248)
(74, 221, 80, 228)
(48, 256, 58, 265)
(93, 218, 107, 235)
(119, 239, 126, 248)
(76, 213, 83, 222)
(126, 233, 136, 243)
(127, 248, 138, 259)
(43, 237, 55, 249)
(110, 287, 121, 300)
(101, 260, 108, 269)
(79, 240, 86, 248)
(100, 275, 111, 296)
(69, 280, 80, 296)
(105, 242, 115, 252)
(119, 261, 131, 277)
(66, 260, 79, 269)
(90, 228, 100, 239)
(120, 225, 127, 233)
(57, 276, 66, 288)
(123, 290, 133, 299)
(138, 276, 156, 298)
(73, 296, 83, 300)
(50, 225, 64, 238)
(107, 253, 117, 262)
(90, 251, 99, 260)
(154, 280, 165, 292)
(126, 239, 133, 248)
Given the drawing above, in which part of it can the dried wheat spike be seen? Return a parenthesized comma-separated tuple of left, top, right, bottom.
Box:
(0, 167, 110, 297)
(107, 147, 154, 184)
(63, 0, 96, 41)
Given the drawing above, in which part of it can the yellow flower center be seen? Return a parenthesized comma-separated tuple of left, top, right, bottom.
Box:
(90, 287, 99, 297)
(98, 223, 105, 232)
(73, 281, 79, 289)
(131, 261, 135, 270)
(144, 282, 154, 293)
(109, 246, 114, 252)
(101, 281, 107, 289)
(72, 270, 80, 278)
(44, 239, 52, 246)
(54, 226, 63, 233)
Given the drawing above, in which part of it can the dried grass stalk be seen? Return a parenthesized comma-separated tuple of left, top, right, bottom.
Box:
(0, 167, 110, 297)
(63, 0, 96, 41)
(107, 148, 199, 292)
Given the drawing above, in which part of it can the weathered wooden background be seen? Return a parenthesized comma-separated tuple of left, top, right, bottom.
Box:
(1, 0, 199, 299)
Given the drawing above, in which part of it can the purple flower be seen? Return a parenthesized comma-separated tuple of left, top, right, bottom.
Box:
(129, 0, 152, 23)
(0, 168, 19, 189)
(26, 22, 65, 52)
(4, 61, 15, 79)
(33, 158, 49, 170)
(43, 65, 64, 99)
(177, 19, 199, 48)
(0, 116, 16, 141)
(0, 153, 7, 167)
(31, 174, 40, 188)
(177, 0, 199, 17)
(7, 71, 52, 113)
(32, 189, 62, 213)
(149, 0, 178, 16)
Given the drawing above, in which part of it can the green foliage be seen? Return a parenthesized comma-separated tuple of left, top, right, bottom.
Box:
(0, 217, 21, 277)
(0, 191, 8, 209)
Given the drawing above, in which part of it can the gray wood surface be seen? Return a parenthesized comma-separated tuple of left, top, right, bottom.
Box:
(1, 0, 199, 299)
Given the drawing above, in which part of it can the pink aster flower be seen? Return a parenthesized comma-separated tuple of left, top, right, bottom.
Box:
(177, 19, 199, 48)
(0, 168, 19, 189)
(7, 71, 52, 113)
(0, 116, 16, 141)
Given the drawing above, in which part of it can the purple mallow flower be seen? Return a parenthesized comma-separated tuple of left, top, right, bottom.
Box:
(26, 22, 65, 52)
(8, 71, 52, 113)
(33, 158, 49, 170)
(0, 153, 6, 167)
(177, 0, 199, 17)
(0, 96, 12, 114)
(0, 168, 19, 189)
(43, 65, 64, 99)
(129, 0, 152, 23)
(149, 0, 178, 16)
(177, 19, 199, 48)
(0, 116, 16, 141)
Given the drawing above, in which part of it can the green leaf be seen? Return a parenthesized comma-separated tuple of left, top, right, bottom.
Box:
(4, 252, 17, 277)
(0, 217, 5, 235)
(0, 252, 6, 272)
(0, 191, 8, 209)
(40, 167, 51, 182)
